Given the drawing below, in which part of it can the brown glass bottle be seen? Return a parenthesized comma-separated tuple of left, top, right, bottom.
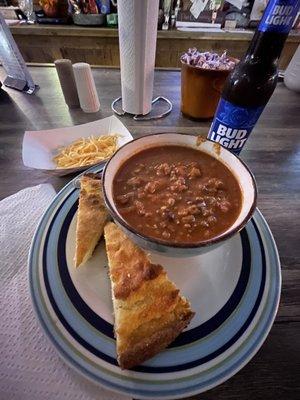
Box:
(208, 0, 300, 155)
(222, 31, 287, 108)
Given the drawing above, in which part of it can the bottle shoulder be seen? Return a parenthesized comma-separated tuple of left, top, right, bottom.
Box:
(232, 56, 277, 80)
(223, 59, 278, 107)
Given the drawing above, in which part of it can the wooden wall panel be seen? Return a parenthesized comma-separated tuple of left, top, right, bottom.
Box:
(155, 38, 249, 67)
(10, 26, 300, 70)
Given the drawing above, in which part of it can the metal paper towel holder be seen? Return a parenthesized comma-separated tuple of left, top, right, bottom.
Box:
(111, 96, 172, 121)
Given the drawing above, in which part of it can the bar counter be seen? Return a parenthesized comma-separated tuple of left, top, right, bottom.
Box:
(9, 24, 300, 68)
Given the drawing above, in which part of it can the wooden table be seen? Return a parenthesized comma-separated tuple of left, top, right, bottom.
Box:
(0, 66, 299, 400)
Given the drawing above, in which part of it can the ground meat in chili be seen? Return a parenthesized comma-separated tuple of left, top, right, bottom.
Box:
(113, 145, 242, 243)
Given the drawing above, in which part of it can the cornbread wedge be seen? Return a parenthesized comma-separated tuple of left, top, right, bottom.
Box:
(74, 174, 108, 267)
(104, 222, 195, 369)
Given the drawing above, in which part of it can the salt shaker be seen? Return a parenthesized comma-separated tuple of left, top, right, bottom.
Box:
(54, 59, 80, 109)
(72, 63, 100, 113)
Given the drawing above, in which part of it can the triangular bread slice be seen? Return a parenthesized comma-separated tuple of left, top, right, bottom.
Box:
(74, 173, 108, 267)
(104, 222, 195, 369)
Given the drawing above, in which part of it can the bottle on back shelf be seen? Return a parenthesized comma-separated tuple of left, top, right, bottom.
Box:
(207, 0, 300, 155)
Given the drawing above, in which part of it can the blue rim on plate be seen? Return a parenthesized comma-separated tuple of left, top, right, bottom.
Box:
(28, 165, 281, 399)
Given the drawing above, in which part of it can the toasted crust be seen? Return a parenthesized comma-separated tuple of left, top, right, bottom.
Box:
(118, 305, 193, 369)
(103, 222, 162, 299)
(104, 222, 195, 369)
(74, 174, 108, 267)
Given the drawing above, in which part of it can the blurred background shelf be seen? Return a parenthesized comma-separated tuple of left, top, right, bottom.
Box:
(9, 24, 300, 69)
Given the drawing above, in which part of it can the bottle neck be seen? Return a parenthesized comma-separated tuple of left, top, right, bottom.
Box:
(247, 0, 300, 63)
(245, 30, 287, 64)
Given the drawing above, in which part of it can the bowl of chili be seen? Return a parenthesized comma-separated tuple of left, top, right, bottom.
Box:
(102, 133, 257, 257)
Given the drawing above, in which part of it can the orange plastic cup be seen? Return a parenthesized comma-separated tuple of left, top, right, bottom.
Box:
(181, 59, 237, 120)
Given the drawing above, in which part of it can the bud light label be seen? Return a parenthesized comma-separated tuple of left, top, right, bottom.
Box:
(258, 0, 300, 33)
(208, 99, 264, 155)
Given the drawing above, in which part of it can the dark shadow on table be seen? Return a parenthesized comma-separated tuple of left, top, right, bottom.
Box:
(0, 88, 33, 130)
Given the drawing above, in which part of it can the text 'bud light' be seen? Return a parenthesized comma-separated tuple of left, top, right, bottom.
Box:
(208, 0, 300, 155)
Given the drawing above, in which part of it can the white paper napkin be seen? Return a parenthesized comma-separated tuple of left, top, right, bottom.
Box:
(0, 185, 131, 400)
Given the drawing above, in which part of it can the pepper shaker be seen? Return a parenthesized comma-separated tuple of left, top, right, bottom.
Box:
(54, 59, 80, 109)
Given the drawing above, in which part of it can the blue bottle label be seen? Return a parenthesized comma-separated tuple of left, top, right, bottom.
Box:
(258, 0, 300, 34)
(208, 99, 265, 155)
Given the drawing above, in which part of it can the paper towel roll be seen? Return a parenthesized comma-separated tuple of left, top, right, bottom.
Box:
(73, 63, 100, 113)
(118, 0, 159, 115)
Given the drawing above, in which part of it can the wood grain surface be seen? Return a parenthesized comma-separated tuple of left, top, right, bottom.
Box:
(0, 67, 299, 400)
(9, 25, 300, 69)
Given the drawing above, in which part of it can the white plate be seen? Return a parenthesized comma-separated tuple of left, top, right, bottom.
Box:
(22, 115, 133, 176)
(29, 165, 281, 399)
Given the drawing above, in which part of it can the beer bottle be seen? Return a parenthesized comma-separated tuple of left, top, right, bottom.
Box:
(208, 0, 300, 155)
